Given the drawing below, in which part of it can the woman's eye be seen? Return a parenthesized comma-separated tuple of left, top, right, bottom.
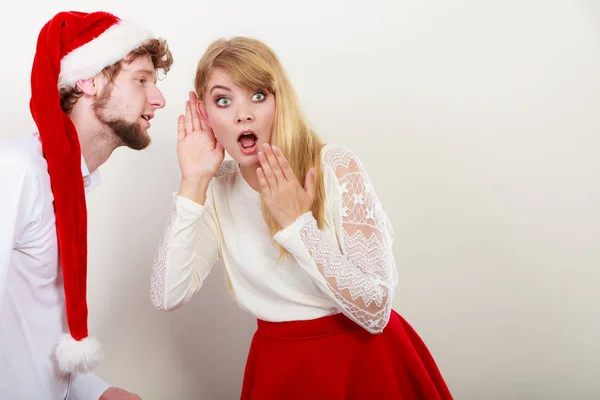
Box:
(252, 92, 266, 101)
(216, 97, 231, 107)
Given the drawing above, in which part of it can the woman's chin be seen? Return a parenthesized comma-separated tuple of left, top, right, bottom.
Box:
(232, 152, 259, 168)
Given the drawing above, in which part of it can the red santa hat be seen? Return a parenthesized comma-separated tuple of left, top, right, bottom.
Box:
(29, 11, 154, 374)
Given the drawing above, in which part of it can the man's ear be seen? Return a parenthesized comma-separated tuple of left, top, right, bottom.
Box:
(75, 77, 97, 96)
(197, 100, 211, 127)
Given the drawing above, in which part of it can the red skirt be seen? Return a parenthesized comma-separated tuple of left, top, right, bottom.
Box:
(240, 310, 453, 400)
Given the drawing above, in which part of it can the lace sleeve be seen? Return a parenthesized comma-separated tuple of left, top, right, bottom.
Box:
(274, 147, 397, 333)
(150, 192, 221, 311)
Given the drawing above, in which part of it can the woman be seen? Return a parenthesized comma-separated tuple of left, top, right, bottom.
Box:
(151, 36, 452, 399)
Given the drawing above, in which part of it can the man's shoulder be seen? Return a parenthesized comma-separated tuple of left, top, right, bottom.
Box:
(0, 133, 47, 177)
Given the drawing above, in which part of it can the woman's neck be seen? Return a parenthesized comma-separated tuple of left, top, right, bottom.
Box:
(240, 163, 261, 192)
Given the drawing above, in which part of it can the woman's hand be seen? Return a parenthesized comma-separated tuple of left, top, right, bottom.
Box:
(256, 144, 316, 229)
(176, 91, 224, 182)
(176, 92, 224, 204)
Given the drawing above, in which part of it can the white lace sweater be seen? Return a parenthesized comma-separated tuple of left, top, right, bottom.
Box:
(151, 145, 398, 333)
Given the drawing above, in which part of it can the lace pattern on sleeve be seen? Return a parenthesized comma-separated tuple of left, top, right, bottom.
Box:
(150, 203, 177, 310)
(298, 147, 396, 333)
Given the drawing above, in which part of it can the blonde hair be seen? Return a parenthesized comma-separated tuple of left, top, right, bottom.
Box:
(194, 37, 325, 254)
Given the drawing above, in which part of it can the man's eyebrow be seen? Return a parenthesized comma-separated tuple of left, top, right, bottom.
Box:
(131, 68, 157, 82)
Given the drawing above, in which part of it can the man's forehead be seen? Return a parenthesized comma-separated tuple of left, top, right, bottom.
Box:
(121, 57, 155, 74)
(129, 67, 156, 76)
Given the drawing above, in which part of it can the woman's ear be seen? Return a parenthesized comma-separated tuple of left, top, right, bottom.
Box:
(197, 100, 211, 127)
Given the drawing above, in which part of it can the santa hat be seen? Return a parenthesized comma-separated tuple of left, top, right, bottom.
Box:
(29, 11, 154, 374)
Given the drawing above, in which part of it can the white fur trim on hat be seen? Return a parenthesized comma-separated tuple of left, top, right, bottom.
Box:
(55, 334, 104, 374)
(58, 19, 154, 89)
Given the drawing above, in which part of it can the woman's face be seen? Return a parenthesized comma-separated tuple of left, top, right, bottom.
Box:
(199, 68, 275, 168)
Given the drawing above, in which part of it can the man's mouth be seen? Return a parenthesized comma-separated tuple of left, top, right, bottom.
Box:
(140, 114, 153, 128)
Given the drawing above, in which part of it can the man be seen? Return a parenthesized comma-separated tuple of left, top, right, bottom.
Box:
(0, 11, 173, 399)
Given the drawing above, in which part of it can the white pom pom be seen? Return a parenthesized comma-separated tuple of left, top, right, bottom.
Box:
(55, 334, 103, 373)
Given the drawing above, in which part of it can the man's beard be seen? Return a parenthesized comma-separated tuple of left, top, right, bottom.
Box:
(93, 85, 150, 150)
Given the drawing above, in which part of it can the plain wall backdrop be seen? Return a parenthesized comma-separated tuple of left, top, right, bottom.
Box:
(1, 1, 599, 399)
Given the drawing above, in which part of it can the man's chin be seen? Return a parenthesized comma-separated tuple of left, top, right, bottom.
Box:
(125, 137, 151, 151)
(114, 127, 151, 150)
